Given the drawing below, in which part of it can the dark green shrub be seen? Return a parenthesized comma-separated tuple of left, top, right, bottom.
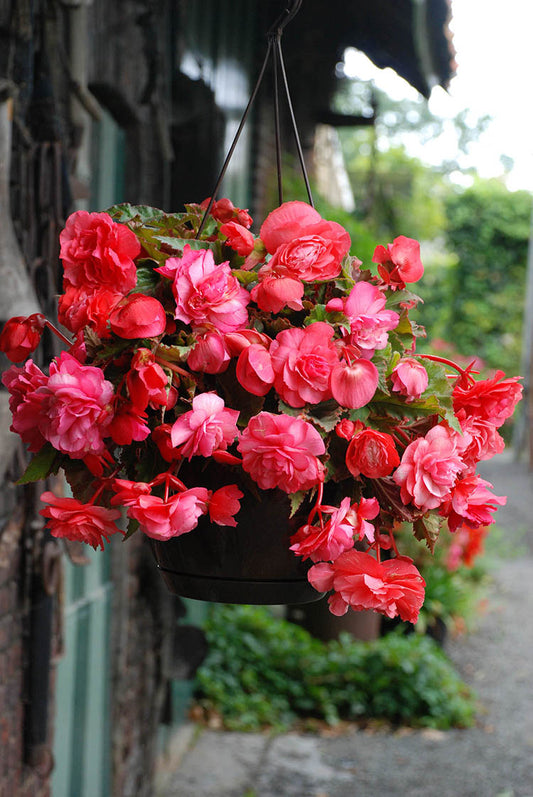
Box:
(194, 604, 476, 732)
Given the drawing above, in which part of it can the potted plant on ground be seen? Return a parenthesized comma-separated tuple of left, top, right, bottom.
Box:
(0, 197, 522, 618)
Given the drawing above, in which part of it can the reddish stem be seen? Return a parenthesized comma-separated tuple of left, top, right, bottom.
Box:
(44, 320, 73, 347)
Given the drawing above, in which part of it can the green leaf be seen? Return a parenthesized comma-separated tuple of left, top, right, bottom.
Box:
(156, 342, 192, 363)
(413, 513, 444, 553)
(232, 269, 259, 286)
(153, 235, 212, 253)
(124, 518, 140, 540)
(306, 399, 342, 433)
(304, 304, 328, 325)
(385, 288, 422, 309)
(289, 491, 306, 518)
(135, 263, 161, 292)
(16, 444, 60, 484)
(106, 203, 169, 223)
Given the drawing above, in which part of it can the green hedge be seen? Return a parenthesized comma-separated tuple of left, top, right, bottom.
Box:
(194, 604, 476, 732)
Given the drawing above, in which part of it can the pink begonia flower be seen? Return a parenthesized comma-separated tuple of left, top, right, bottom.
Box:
(187, 328, 231, 374)
(259, 200, 322, 253)
(290, 497, 356, 563)
(151, 424, 182, 463)
(390, 358, 428, 401)
(345, 428, 400, 478)
(393, 424, 466, 511)
(266, 227, 349, 282)
(224, 328, 272, 356)
(328, 281, 399, 356)
(156, 246, 249, 333)
(109, 294, 167, 339)
(58, 285, 123, 338)
(127, 349, 169, 411)
(0, 314, 45, 362)
(39, 352, 114, 458)
(372, 235, 424, 288)
(110, 479, 152, 506)
(2, 360, 48, 452)
(439, 474, 506, 532)
(238, 411, 325, 494)
(308, 550, 425, 623)
(59, 210, 140, 292)
(236, 344, 275, 396)
(452, 370, 523, 428)
(330, 358, 379, 409)
(108, 403, 150, 445)
(127, 488, 210, 540)
(209, 485, 244, 527)
(456, 409, 505, 470)
(290, 495, 380, 562)
(220, 221, 255, 256)
(269, 322, 339, 407)
(201, 197, 253, 228)
(40, 491, 123, 551)
(250, 269, 304, 313)
(170, 392, 239, 459)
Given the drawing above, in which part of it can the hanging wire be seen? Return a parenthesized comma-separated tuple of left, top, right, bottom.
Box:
(196, 0, 313, 237)
(274, 33, 314, 207)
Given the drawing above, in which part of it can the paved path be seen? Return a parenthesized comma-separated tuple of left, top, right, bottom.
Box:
(156, 453, 533, 797)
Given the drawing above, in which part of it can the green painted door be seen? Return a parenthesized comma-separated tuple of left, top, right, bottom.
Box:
(52, 108, 123, 796)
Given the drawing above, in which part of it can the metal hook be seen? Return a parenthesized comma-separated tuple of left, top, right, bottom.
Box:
(267, 0, 303, 39)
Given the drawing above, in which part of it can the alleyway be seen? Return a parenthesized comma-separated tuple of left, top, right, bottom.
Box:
(156, 453, 533, 797)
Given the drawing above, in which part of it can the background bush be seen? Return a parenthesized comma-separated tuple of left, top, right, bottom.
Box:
(194, 604, 476, 732)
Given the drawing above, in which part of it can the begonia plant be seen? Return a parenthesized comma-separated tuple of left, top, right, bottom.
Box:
(0, 197, 522, 624)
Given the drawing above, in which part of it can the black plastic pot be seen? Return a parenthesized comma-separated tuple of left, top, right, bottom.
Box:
(149, 462, 323, 605)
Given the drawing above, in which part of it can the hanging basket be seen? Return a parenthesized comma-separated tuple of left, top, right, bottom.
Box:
(149, 462, 322, 605)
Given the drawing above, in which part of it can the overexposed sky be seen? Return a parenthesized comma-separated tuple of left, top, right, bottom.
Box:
(343, 0, 533, 192)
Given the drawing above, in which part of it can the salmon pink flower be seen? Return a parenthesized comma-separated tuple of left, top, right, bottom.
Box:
(108, 403, 150, 445)
(372, 235, 424, 288)
(170, 392, 239, 459)
(290, 497, 356, 562)
(220, 221, 255, 256)
(202, 197, 252, 228)
(259, 200, 322, 253)
(267, 228, 349, 282)
(156, 246, 249, 333)
(40, 491, 123, 551)
(330, 281, 399, 356)
(152, 424, 181, 463)
(330, 356, 379, 409)
(440, 474, 506, 532)
(391, 358, 428, 401)
(238, 411, 325, 493)
(456, 409, 505, 469)
(127, 349, 168, 411)
(270, 322, 339, 407)
(393, 424, 465, 511)
(308, 550, 425, 622)
(39, 352, 114, 458)
(345, 428, 400, 478)
(0, 314, 45, 362)
(2, 360, 48, 452)
(127, 488, 210, 540)
(58, 286, 123, 337)
(250, 269, 305, 313)
(187, 328, 230, 374)
(236, 344, 275, 396)
(224, 328, 272, 356)
(60, 210, 140, 292)
(452, 370, 523, 428)
(109, 294, 167, 339)
(209, 485, 244, 527)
